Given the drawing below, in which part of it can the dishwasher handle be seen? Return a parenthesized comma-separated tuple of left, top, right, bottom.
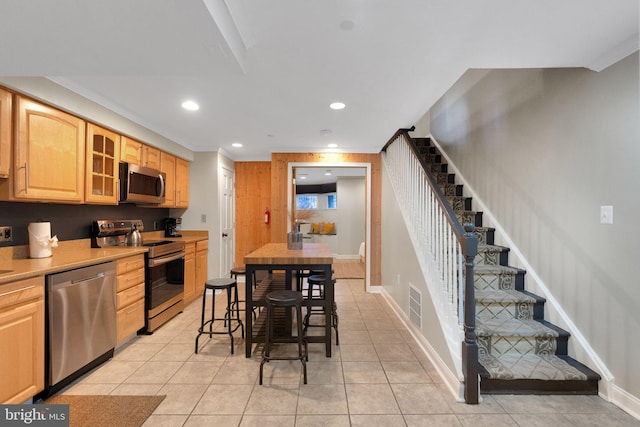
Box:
(71, 272, 105, 284)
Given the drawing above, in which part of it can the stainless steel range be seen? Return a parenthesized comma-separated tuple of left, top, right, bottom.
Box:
(92, 219, 186, 333)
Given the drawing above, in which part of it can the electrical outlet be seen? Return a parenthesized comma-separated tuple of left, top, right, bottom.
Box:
(0, 226, 12, 242)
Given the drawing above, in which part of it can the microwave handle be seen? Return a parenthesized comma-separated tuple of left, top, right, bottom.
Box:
(157, 173, 165, 201)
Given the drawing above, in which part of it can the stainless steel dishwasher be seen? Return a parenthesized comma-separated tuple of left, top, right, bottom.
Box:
(45, 261, 117, 395)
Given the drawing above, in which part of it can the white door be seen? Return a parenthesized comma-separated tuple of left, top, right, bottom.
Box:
(220, 165, 235, 275)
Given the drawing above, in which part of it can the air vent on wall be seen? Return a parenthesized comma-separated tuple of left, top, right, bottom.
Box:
(409, 283, 422, 329)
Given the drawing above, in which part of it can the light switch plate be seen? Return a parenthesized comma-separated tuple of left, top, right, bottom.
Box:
(600, 205, 613, 224)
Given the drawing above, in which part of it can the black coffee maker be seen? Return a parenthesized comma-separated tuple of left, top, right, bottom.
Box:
(164, 217, 182, 238)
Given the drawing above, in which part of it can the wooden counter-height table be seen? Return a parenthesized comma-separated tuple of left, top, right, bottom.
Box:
(244, 243, 334, 358)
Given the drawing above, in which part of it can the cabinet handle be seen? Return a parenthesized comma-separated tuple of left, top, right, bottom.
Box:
(17, 163, 28, 194)
(126, 305, 139, 315)
(0, 285, 36, 298)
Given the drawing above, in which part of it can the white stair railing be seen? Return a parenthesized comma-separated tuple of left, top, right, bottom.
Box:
(382, 129, 479, 403)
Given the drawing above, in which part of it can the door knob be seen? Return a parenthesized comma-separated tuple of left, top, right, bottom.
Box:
(222, 233, 228, 237)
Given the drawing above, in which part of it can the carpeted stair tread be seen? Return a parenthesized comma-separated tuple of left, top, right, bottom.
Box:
(478, 244, 509, 253)
(476, 244, 510, 266)
(477, 318, 562, 338)
(479, 354, 589, 381)
(472, 227, 495, 245)
(476, 289, 537, 304)
(475, 264, 524, 275)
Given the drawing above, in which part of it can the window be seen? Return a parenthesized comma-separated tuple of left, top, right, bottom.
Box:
(327, 193, 337, 209)
(296, 194, 318, 210)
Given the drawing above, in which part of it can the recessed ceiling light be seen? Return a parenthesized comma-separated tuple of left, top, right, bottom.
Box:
(328, 143, 338, 148)
(299, 176, 307, 180)
(329, 102, 345, 110)
(232, 143, 243, 148)
(325, 170, 332, 176)
(181, 100, 199, 111)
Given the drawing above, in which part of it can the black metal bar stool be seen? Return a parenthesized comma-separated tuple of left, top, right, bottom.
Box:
(303, 274, 339, 345)
(230, 266, 258, 320)
(230, 266, 257, 287)
(195, 278, 244, 355)
(259, 289, 307, 385)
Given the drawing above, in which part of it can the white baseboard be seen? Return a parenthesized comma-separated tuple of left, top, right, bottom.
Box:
(609, 383, 640, 421)
(375, 286, 464, 401)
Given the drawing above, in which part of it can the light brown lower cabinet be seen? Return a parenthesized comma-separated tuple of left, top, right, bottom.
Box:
(183, 242, 196, 304)
(0, 276, 44, 404)
(195, 240, 208, 298)
(115, 255, 145, 344)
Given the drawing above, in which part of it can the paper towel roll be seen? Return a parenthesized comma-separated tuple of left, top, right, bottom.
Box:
(28, 222, 57, 258)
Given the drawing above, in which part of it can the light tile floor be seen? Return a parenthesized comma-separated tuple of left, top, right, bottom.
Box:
(60, 278, 640, 427)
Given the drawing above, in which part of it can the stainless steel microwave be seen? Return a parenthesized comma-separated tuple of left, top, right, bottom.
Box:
(119, 162, 166, 204)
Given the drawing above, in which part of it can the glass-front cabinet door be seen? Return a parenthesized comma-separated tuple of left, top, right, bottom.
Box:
(86, 123, 120, 204)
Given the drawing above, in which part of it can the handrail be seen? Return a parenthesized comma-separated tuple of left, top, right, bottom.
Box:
(380, 126, 415, 152)
(382, 129, 478, 404)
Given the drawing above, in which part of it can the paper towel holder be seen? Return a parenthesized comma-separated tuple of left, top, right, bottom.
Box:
(28, 221, 58, 258)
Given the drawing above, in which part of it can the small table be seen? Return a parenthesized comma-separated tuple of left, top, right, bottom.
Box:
(244, 243, 334, 358)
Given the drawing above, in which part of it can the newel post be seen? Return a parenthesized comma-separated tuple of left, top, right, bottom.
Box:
(462, 222, 479, 404)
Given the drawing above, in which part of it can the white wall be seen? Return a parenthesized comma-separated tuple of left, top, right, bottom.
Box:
(422, 53, 640, 403)
(380, 161, 458, 377)
(336, 176, 365, 256)
(174, 151, 235, 279)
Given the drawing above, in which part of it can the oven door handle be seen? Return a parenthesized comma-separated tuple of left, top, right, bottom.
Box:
(148, 251, 186, 267)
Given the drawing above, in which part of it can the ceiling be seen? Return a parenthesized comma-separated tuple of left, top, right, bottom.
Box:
(0, 1, 637, 161)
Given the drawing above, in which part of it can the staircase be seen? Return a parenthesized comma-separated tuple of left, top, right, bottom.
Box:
(414, 137, 601, 394)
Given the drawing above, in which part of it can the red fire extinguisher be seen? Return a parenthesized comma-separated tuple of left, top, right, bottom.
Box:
(264, 207, 270, 224)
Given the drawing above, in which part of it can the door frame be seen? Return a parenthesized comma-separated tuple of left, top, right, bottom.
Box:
(219, 163, 235, 276)
(287, 161, 372, 291)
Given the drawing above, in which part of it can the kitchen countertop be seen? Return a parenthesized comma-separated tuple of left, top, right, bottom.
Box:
(0, 230, 208, 285)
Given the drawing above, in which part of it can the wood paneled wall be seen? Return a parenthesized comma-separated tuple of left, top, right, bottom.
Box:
(271, 153, 382, 285)
(234, 161, 271, 266)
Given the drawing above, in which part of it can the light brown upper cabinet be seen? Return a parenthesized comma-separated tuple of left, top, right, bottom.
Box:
(0, 88, 11, 178)
(175, 157, 189, 208)
(121, 136, 161, 170)
(2, 96, 85, 203)
(159, 152, 176, 208)
(86, 123, 120, 204)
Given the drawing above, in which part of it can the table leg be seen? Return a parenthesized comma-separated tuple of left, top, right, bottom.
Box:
(245, 266, 254, 358)
(324, 265, 333, 357)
